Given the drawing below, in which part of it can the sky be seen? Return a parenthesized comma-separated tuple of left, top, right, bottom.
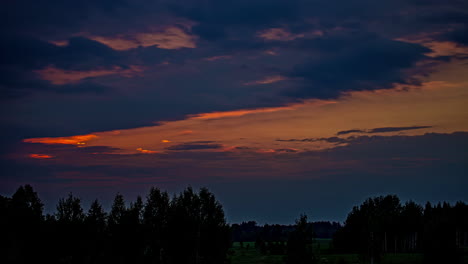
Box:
(1, 0, 468, 224)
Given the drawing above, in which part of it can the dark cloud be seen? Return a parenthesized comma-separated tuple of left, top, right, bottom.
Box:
(286, 34, 432, 98)
(368, 126, 432, 133)
(276, 137, 349, 144)
(275, 148, 298, 153)
(440, 27, 468, 46)
(324, 132, 468, 161)
(336, 129, 365, 135)
(336, 125, 432, 135)
(166, 142, 223, 151)
(0, 36, 128, 98)
(1, 35, 122, 71)
(1, 0, 466, 135)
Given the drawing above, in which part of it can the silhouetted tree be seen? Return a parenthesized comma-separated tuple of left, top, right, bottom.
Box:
(108, 193, 127, 264)
(56, 193, 85, 223)
(143, 187, 170, 264)
(198, 187, 231, 264)
(85, 199, 108, 264)
(4, 185, 45, 263)
(55, 193, 86, 264)
(286, 214, 315, 264)
(423, 202, 463, 264)
(166, 187, 230, 264)
(109, 193, 126, 226)
(333, 196, 468, 264)
(400, 201, 423, 252)
(124, 196, 145, 264)
(333, 195, 402, 262)
(86, 199, 107, 232)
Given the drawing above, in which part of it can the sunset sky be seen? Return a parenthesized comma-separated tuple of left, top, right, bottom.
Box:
(1, 0, 468, 223)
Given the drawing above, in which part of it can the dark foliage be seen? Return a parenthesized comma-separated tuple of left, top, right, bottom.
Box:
(333, 195, 468, 264)
(0, 185, 231, 264)
(286, 214, 316, 264)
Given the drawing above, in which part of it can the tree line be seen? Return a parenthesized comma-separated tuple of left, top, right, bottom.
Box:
(0, 185, 230, 264)
(333, 195, 468, 264)
(232, 221, 341, 242)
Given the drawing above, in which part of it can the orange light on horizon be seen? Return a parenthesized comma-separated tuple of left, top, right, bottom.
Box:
(136, 148, 158, 154)
(161, 139, 171, 143)
(23, 134, 98, 145)
(29, 154, 54, 159)
(188, 105, 299, 120)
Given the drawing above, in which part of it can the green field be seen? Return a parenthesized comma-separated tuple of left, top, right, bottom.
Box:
(228, 240, 433, 264)
(228, 242, 285, 264)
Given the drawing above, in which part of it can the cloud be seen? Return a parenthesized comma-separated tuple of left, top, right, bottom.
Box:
(203, 55, 232, 61)
(278, 127, 435, 144)
(23, 134, 98, 145)
(286, 34, 433, 98)
(188, 104, 299, 120)
(35, 65, 144, 85)
(258, 28, 305, 41)
(336, 126, 433, 135)
(274, 148, 298, 153)
(88, 26, 197, 50)
(166, 142, 223, 151)
(0, 35, 135, 98)
(368, 126, 433, 133)
(443, 27, 468, 46)
(136, 148, 158, 154)
(276, 137, 349, 144)
(326, 132, 468, 161)
(29, 154, 54, 159)
(2, 0, 468, 146)
(243, 75, 289, 86)
(336, 129, 365, 136)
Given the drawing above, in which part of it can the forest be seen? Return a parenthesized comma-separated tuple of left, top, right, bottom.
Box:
(1, 185, 467, 264)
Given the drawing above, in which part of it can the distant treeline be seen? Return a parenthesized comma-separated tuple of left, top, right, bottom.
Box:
(333, 195, 468, 264)
(232, 220, 341, 242)
(0, 185, 230, 264)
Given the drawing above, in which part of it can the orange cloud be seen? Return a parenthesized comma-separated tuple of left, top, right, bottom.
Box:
(49, 40, 69, 47)
(89, 26, 197, 50)
(256, 149, 276, 153)
(136, 148, 158, 154)
(244, 75, 289, 85)
(29, 154, 54, 159)
(36, 66, 144, 85)
(264, 50, 278, 56)
(161, 140, 171, 143)
(188, 105, 299, 120)
(17, 61, 468, 162)
(178, 130, 194, 135)
(24, 134, 98, 145)
(258, 28, 305, 41)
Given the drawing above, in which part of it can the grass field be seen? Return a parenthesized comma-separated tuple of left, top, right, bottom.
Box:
(228, 242, 284, 264)
(228, 240, 436, 264)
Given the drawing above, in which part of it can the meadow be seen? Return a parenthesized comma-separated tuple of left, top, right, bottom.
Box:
(228, 240, 430, 264)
